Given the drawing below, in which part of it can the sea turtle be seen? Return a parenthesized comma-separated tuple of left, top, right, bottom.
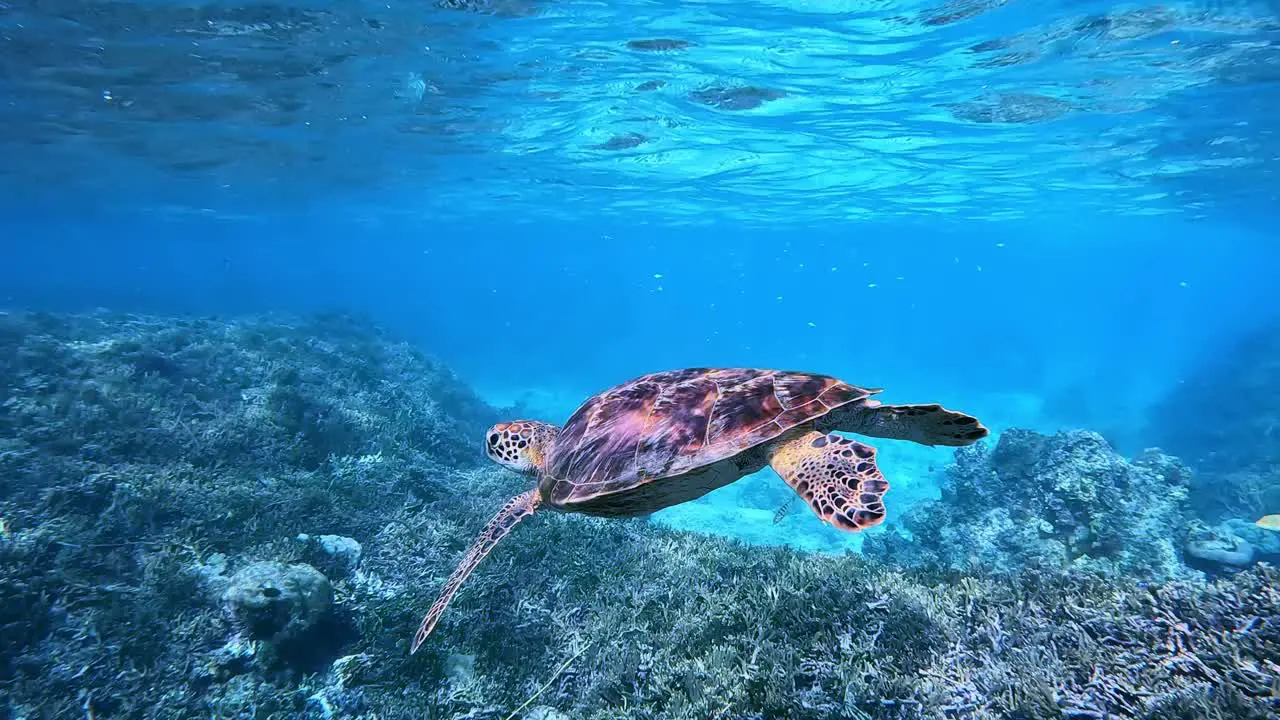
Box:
(410, 367, 988, 653)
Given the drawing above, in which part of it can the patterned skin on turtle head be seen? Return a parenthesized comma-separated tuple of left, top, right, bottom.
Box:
(485, 420, 559, 474)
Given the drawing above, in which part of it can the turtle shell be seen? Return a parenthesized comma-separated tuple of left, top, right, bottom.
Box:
(543, 368, 877, 506)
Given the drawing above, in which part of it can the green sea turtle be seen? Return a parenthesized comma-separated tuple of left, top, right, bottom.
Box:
(411, 367, 988, 653)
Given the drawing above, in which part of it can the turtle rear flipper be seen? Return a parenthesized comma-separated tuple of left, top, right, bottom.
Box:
(767, 431, 889, 532)
(836, 401, 989, 447)
(410, 488, 541, 654)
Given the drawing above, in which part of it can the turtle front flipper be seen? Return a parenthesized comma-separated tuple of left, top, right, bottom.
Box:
(767, 431, 889, 531)
(410, 488, 541, 654)
(824, 401, 989, 447)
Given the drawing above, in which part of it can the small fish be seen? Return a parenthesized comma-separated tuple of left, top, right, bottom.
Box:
(1255, 514, 1280, 531)
(773, 496, 797, 525)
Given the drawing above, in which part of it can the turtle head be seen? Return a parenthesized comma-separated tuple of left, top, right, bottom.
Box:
(485, 420, 558, 474)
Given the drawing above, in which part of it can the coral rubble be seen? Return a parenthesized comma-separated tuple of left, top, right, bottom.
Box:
(1, 311, 1277, 720)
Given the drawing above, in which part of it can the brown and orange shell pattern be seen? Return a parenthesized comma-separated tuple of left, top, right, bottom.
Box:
(543, 368, 877, 506)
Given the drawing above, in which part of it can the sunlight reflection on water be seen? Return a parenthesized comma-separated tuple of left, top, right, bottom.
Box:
(1, 0, 1276, 225)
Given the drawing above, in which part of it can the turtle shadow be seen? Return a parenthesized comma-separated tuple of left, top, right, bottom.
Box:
(274, 608, 361, 673)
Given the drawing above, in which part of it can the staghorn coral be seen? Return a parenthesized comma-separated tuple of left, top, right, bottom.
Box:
(0, 310, 498, 717)
(359, 512, 1280, 720)
(1, 311, 1278, 720)
(865, 429, 1195, 582)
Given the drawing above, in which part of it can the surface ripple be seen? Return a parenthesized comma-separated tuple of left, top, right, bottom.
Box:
(1, 0, 1276, 224)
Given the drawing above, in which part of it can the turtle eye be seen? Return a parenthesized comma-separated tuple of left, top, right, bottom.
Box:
(487, 433, 500, 448)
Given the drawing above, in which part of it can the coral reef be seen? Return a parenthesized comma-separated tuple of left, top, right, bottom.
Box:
(865, 429, 1195, 582)
(2, 311, 1278, 720)
(1147, 320, 1280, 520)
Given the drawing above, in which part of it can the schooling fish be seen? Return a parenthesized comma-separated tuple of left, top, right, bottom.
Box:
(773, 495, 797, 525)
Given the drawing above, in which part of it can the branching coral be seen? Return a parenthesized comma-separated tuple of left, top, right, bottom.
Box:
(2, 311, 1277, 720)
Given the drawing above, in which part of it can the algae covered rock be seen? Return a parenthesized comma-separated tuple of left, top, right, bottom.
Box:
(1184, 516, 1280, 574)
(298, 533, 363, 580)
(866, 428, 1194, 580)
(1186, 533, 1255, 569)
(223, 561, 333, 643)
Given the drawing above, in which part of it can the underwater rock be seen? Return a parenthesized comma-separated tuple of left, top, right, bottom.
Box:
(299, 533, 363, 580)
(1184, 518, 1280, 575)
(865, 429, 1194, 580)
(1226, 516, 1280, 555)
(304, 681, 371, 717)
(304, 688, 368, 720)
(222, 561, 334, 644)
(1186, 534, 1255, 568)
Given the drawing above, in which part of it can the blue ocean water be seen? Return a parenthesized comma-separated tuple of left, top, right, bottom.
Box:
(3, 0, 1279, 553)
(5, 2, 1280, 717)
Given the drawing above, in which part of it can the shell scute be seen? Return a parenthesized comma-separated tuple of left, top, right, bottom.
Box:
(634, 374, 719, 476)
(704, 372, 784, 446)
(775, 372, 844, 409)
(554, 377, 660, 489)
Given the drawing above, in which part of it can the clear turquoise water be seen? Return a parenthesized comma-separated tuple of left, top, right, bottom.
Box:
(2, 0, 1278, 550)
